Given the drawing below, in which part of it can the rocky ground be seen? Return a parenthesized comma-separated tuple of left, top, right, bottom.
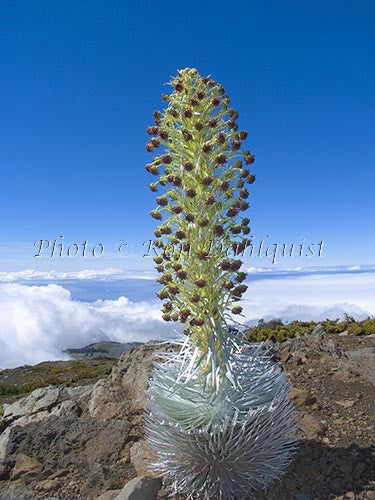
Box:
(0, 328, 374, 500)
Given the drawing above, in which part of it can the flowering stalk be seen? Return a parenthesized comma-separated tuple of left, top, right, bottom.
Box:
(145, 69, 296, 499)
(146, 68, 255, 371)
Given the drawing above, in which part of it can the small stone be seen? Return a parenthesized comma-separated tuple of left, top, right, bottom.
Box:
(96, 491, 122, 500)
(289, 389, 316, 407)
(336, 400, 355, 408)
(130, 440, 158, 477)
(114, 476, 162, 500)
(300, 414, 325, 439)
(11, 453, 44, 480)
(312, 324, 325, 336)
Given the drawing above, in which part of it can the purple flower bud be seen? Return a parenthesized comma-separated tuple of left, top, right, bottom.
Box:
(232, 306, 243, 315)
(191, 318, 205, 326)
(153, 110, 162, 124)
(198, 251, 209, 260)
(184, 108, 193, 118)
(216, 153, 227, 165)
(214, 225, 224, 236)
(245, 154, 255, 165)
(173, 176, 182, 187)
(160, 226, 172, 234)
(228, 120, 238, 131)
(150, 210, 162, 220)
(201, 176, 213, 186)
(220, 181, 230, 191)
(224, 281, 234, 290)
(147, 126, 160, 135)
(176, 230, 186, 239)
(194, 122, 203, 131)
(231, 258, 242, 270)
(194, 278, 207, 288)
(175, 81, 184, 92)
(186, 188, 197, 198)
(236, 272, 247, 282)
(169, 285, 180, 296)
(246, 174, 256, 184)
(161, 154, 172, 164)
(198, 218, 209, 227)
(211, 97, 220, 107)
(159, 129, 169, 140)
(184, 161, 194, 171)
(171, 205, 183, 214)
(227, 207, 238, 217)
(156, 196, 168, 206)
(145, 143, 154, 152)
(233, 284, 248, 296)
(217, 133, 226, 145)
(220, 260, 232, 271)
(182, 130, 193, 141)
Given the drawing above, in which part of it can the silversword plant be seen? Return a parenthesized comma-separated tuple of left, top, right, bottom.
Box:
(145, 68, 297, 499)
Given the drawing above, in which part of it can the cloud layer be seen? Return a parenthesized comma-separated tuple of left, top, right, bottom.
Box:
(0, 283, 178, 368)
(0, 269, 374, 368)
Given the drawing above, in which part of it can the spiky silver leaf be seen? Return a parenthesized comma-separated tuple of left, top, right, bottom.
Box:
(145, 336, 297, 499)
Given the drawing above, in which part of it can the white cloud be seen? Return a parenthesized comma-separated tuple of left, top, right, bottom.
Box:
(0, 283, 179, 368)
(241, 271, 375, 322)
(0, 270, 374, 368)
(0, 268, 157, 283)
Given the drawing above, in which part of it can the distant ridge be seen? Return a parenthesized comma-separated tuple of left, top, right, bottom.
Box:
(64, 341, 143, 360)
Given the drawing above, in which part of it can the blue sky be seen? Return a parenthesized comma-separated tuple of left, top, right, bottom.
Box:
(1, 0, 374, 271)
(0, 1, 375, 366)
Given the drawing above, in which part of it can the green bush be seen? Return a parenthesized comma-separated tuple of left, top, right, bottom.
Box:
(245, 316, 374, 342)
(362, 318, 375, 335)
